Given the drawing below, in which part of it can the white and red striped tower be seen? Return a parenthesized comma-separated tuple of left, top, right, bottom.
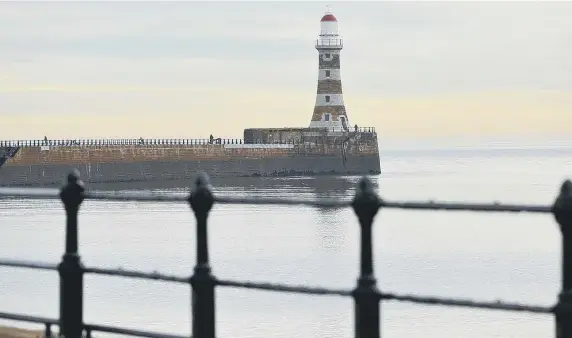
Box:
(309, 8, 349, 132)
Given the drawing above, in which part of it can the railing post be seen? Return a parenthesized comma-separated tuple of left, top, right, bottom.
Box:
(351, 177, 382, 338)
(188, 173, 216, 338)
(554, 179, 572, 338)
(58, 169, 85, 338)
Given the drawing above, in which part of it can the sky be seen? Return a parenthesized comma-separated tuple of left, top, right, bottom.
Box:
(0, 1, 571, 140)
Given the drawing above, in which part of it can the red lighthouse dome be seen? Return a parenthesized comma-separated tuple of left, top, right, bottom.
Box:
(320, 13, 337, 22)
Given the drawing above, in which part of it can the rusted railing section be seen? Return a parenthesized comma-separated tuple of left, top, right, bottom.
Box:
(0, 170, 571, 338)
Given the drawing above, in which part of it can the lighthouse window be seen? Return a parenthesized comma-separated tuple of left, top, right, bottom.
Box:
(325, 70, 331, 78)
(325, 53, 331, 58)
(324, 114, 330, 121)
(325, 95, 330, 103)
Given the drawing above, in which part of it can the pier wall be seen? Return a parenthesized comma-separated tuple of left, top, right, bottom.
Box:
(0, 154, 380, 187)
(0, 132, 380, 187)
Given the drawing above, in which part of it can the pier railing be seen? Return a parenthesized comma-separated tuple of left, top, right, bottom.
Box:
(1, 170, 571, 338)
(355, 126, 376, 133)
(0, 138, 244, 147)
(0, 129, 377, 148)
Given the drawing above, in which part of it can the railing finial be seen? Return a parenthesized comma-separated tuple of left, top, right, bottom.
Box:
(560, 179, 572, 196)
(190, 172, 214, 224)
(356, 176, 375, 195)
(554, 179, 572, 234)
(66, 168, 81, 184)
(59, 169, 85, 253)
(352, 177, 381, 236)
(195, 171, 211, 190)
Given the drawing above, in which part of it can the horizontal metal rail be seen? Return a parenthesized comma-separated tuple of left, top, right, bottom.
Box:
(215, 279, 353, 296)
(380, 200, 553, 213)
(380, 292, 555, 314)
(84, 266, 189, 283)
(0, 259, 58, 271)
(83, 324, 188, 338)
(0, 258, 558, 313)
(0, 311, 187, 338)
(0, 311, 57, 325)
(0, 187, 555, 213)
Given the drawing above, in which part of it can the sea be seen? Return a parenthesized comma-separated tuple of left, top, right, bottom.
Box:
(1, 137, 571, 338)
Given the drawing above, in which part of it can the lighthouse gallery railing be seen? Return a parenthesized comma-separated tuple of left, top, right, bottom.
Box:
(0, 170, 571, 338)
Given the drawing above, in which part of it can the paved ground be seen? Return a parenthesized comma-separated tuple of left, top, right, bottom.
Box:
(0, 326, 42, 338)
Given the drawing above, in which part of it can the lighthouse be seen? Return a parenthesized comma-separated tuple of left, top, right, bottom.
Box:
(309, 8, 350, 132)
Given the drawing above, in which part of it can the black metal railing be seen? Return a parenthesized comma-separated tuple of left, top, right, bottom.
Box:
(0, 138, 246, 147)
(0, 170, 571, 338)
(0, 130, 378, 148)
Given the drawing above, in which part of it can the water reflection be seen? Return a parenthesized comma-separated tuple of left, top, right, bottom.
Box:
(81, 174, 379, 195)
(314, 209, 347, 252)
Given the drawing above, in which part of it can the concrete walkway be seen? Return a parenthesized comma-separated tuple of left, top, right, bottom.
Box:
(0, 326, 42, 338)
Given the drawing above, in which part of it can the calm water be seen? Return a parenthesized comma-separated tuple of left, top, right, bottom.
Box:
(1, 141, 572, 338)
